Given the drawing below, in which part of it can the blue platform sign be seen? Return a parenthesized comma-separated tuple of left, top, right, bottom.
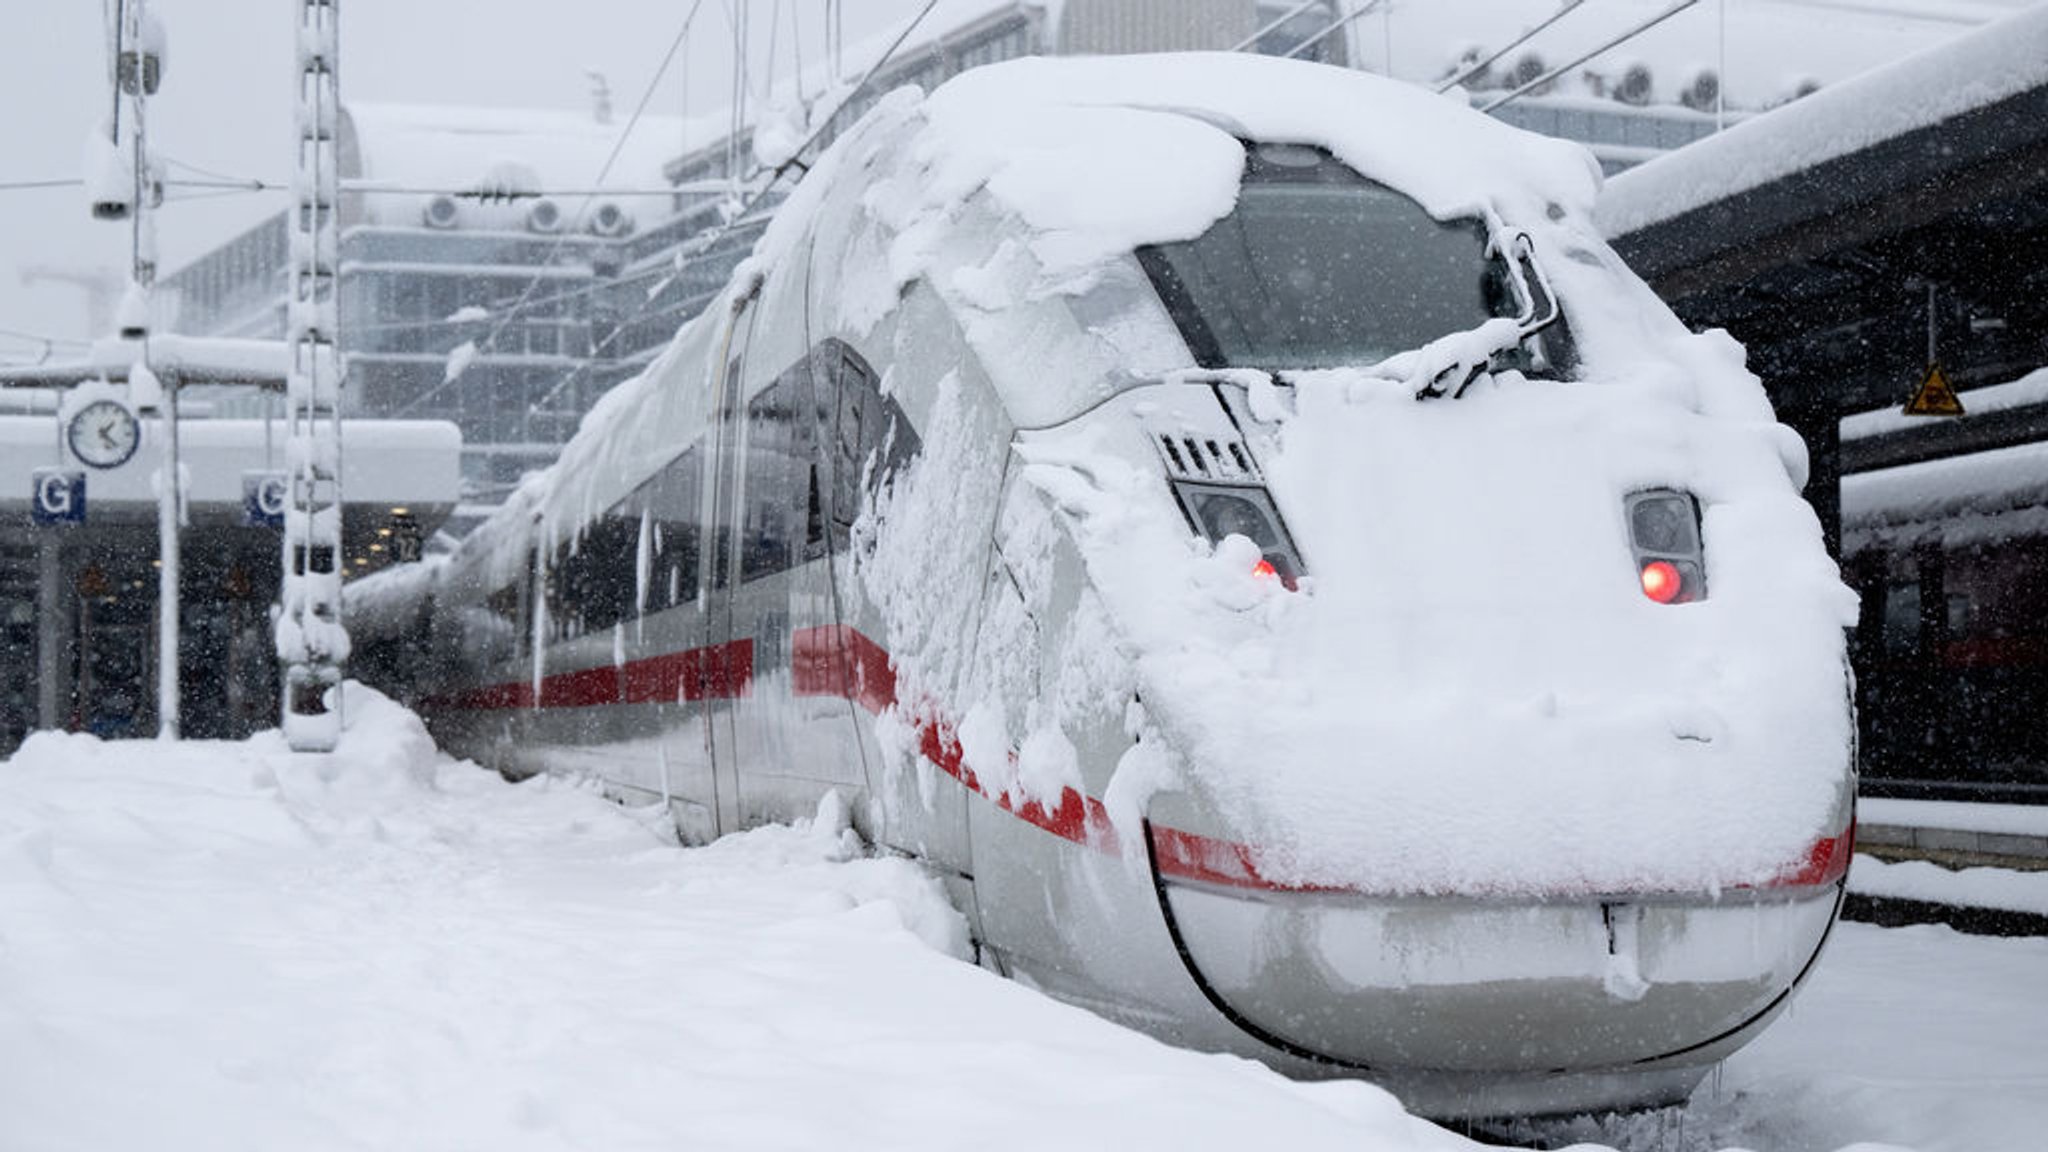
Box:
(243, 471, 288, 529)
(31, 469, 86, 526)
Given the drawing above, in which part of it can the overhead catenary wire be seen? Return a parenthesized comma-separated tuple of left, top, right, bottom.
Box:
(1436, 0, 1590, 93)
(1480, 0, 1703, 113)
(0, 178, 93, 192)
(3, 176, 735, 201)
(391, 0, 709, 420)
(1281, 0, 1383, 60)
(0, 326, 91, 350)
(522, 0, 943, 423)
(1230, 0, 1325, 53)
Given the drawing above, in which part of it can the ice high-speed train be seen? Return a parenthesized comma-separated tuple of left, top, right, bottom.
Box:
(351, 55, 1859, 1118)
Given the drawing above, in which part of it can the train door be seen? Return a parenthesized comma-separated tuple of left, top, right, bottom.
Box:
(702, 290, 759, 834)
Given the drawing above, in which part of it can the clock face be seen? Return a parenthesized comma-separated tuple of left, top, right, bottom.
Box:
(67, 399, 142, 469)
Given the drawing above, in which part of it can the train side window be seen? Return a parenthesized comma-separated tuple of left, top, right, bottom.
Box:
(833, 360, 866, 531)
(709, 355, 744, 592)
(521, 545, 538, 656)
(544, 509, 636, 639)
(821, 341, 922, 539)
(545, 540, 574, 643)
(648, 446, 702, 611)
(485, 582, 521, 632)
(741, 357, 818, 582)
(579, 510, 638, 633)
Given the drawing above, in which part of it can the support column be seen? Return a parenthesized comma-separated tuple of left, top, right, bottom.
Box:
(37, 539, 63, 732)
(279, 0, 346, 752)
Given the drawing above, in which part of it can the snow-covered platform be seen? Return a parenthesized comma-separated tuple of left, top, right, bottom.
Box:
(1858, 798, 2048, 869)
(1846, 799, 2048, 938)
(2, 687, 2044, 1152)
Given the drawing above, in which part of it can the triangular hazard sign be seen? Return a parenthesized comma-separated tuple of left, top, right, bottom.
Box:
(1904, 364, 1964, 416)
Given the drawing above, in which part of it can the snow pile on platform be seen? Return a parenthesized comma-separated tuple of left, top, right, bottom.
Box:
(0, 687, 1477, 1152)
(1850, 855, 2048, 919)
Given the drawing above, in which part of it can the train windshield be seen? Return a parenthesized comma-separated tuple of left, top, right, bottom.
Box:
(1137, 144, 1527, 372)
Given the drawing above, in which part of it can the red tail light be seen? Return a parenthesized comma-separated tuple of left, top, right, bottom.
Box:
(1625, 490, 1706, 604)
(1640, 560, 1683, 603)
(1252, 557, 1279, 580)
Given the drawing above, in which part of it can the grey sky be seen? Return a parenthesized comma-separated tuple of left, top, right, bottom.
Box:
(0, 0, 2004, 358)
(0, 0, 930, 354)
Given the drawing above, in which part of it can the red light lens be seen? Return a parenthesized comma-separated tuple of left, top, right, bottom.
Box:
(1640, 560, 1683, 603)
(1252, 558, 1279, 580)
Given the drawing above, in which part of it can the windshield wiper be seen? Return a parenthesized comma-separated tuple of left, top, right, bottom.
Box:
(1413, 229, 1562, 400)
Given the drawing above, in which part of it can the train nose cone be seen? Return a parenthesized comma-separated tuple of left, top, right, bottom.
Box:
(1149, 839, 1840, 1074)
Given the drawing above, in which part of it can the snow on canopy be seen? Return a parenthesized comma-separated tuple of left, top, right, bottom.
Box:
(1843, 440, 2048, 555)
(1839, 368, 2048, 554)
(1595, 3, 2048, 239)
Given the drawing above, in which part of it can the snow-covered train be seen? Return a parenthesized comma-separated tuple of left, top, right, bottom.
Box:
(350, 55, 1859, 1119)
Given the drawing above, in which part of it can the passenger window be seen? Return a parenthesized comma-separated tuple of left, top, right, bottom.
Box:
(820, 341, 921, 539)
(542, 504, 640, 639)
(834, 364, 866, 530)
(741, 359, 815, 583)
(710, 357, 744, 591)
(647, 447, 702, 611)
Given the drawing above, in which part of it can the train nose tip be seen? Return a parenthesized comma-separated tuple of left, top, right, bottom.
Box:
(1148, 840, 1841, 1074)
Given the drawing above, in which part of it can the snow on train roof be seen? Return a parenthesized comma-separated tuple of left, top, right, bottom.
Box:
(482, 51, 1779, 568)
(915, 51, 1604, 278)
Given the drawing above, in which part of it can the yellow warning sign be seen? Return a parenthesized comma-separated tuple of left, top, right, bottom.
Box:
(1903, 364, 1964, 417)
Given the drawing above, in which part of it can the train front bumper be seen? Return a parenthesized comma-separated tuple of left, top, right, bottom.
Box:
(1157, 874, 1842, 1114)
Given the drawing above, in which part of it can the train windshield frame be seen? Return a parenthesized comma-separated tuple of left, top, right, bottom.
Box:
(1136, 143, 1542, 373)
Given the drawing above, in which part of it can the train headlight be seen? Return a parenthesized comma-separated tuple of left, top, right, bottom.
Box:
(1176, 483, 1305, 589)
(1625, 489, 1706, 604)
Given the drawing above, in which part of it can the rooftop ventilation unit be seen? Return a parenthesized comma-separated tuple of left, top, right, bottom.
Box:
(588, 201, 634, 238)
(526, 198, 564, 234)
(422, 194, 461, 230)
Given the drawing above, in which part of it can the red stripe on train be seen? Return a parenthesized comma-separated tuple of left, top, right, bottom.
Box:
(426, 639, 754, 712)
(429, 623, 1847, 895)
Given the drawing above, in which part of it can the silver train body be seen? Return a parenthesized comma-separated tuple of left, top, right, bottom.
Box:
(353, 57, 1856, 1118)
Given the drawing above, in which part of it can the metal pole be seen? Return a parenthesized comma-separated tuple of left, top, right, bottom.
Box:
(1926, 281, 1938, 367)
(119, 0, 179, 740)
(1715, 0, 1726, 132)
(156, 376, 180, 738)
(281, 0, 345, 751)
(37, 540, 63, 731)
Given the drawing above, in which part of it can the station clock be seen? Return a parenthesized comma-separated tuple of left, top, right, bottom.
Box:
(67, 399, 142, 469)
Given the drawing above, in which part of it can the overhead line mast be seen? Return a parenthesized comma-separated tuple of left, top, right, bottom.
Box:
(280, 0, 347, 751)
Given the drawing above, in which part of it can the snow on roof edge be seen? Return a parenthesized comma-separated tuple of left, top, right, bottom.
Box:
(1595, 4, 2048, 239)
